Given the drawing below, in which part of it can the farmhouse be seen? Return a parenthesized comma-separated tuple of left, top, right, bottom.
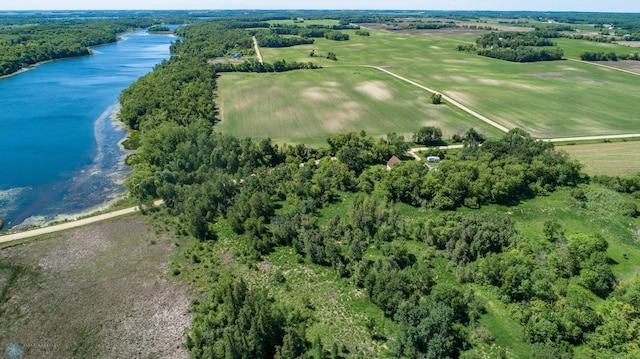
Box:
(386, 156, 401, 170)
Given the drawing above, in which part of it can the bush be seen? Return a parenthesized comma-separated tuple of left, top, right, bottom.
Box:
(621, 202, 638, 217)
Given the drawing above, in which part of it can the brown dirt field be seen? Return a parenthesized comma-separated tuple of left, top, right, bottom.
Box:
(592, 60, 640, 74)
(0, 216, 190, 358)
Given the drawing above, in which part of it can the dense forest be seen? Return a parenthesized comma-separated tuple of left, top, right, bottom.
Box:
(0, 18, 162, 76)
(117, 13, 640, 359)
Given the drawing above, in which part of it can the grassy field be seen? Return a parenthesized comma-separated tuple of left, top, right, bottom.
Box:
(558, 141, 640, 176)
(217, 67, 502, 146)
(253, 25, 640, 139)
(0, 216, 189, 358)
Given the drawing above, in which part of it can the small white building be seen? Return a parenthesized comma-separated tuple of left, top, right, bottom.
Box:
(427, 156, 441, 163)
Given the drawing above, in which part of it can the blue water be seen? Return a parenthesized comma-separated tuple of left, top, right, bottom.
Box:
(0, 28, 178, 229)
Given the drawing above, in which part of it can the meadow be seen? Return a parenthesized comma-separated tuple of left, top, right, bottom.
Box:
(0, 216, 189, 358)
(235, 22, 640, 140)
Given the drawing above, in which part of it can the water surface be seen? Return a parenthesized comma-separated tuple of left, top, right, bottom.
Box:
(0, 28, 177, 229)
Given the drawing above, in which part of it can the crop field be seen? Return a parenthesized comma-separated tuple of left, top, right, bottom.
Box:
(558, 141, 640, 176)
(251, 24, 640, 139)
(216, 67, 502, 146)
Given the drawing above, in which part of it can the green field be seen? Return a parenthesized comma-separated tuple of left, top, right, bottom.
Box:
(250, 25, 640, 139)
(217, 67, 502, 146)
(558, 141, 640, 176)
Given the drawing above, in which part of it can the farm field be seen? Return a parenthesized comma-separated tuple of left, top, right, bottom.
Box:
(253, 24, 640, 139)
(216, 67, 502, 146)
(558, 141, 640, 176)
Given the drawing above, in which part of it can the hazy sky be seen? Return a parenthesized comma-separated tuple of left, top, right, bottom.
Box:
(1, 1, 638, 13)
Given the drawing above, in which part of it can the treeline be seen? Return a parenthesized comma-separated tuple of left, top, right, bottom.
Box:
(269, 22, 359, 38)
(118, 58, 217, 131)
(476, 46, 564, 62)
(255, 33, 315, 48)
(147, 25, 171, 33)
(580, 51, 640, 61)
(458, 31, 564, 62)
(213, 59, 320, 73)
(173, 21, 254, 59)
(324, 31, 350, 41)
(476, 31, 558, 48)
(173, 21, 320, 73)
(0, 19, 156, 76)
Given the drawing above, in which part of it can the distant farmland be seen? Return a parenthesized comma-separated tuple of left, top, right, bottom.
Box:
(249, 24, 640, 140)
(216, 67, 502, 146)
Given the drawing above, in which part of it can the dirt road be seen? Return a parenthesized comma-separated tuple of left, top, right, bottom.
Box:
(407, 144, 464, 160)
(0, 200, 162, 244)
(365, 65, 511, 133)
(541, 133, 640, 142)
(253, 36, 264, 64)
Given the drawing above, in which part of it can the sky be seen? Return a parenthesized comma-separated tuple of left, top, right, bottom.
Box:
(1, 1, 638, 13)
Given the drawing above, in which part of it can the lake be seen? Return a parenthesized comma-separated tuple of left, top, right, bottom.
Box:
(0, 28, 178, 230)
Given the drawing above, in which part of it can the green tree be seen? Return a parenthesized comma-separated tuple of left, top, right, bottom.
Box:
(412, 126, 443, 145)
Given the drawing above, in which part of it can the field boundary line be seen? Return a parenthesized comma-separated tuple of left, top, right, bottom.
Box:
(567, 58, 640, 76)
(541, 133, 640, 142)
(361, 65, 510, 133)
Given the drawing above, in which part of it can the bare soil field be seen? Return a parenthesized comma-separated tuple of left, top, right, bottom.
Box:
(0, 216, 189, 358)
(592, 60, 640, 74)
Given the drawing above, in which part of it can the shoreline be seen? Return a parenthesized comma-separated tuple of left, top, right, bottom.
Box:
(0, 27, 173, 232)
(0, 60, 54, 80)
(0, 29, 141, 81)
